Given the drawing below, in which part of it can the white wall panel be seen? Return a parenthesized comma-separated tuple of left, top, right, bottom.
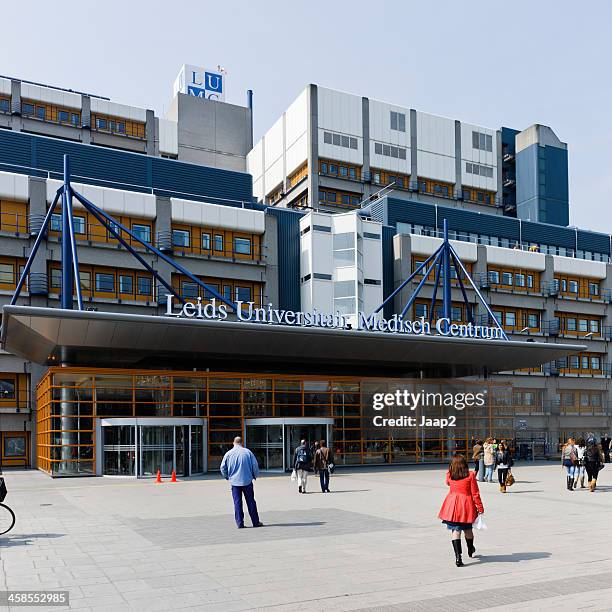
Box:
(264, 158, 284, 192)
(460, 122, 497, 190)
(485, 246, 545, 271)
(158, 118, 178, 156)
(0, 78, 11, 96)
(417, 112, 454, 155)
(417, 151, 455, 183)
(318, 133, 363, 165)
(47, 179, 156, 218)
(247, 140, 263, 180)
(171, 198, 265, 233)
(317, 87, 362, 136)
(0, 171, 29, 201)
(285, 88, 308, 149)
(252, 177, 264, 202)
(369, 142, 411, 173)
(264, 116, 284, 172)
(285, 133, 307, 176)
(369, 99, 410, 147)
(21, 83, 81, 110)
(553, 256, 607, 279)
(90, 98, 147, 122)
(410, 234, 478, 262)
(311, 280, 333, 311)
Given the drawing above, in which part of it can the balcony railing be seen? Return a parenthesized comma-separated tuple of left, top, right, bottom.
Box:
(544, 360, 612, 377)
(544, 400, 612, 416)
(159, 232, 265, 263)
(475, 272, 541, 294)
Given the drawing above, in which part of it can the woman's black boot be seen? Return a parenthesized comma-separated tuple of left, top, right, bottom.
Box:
(452, 540, 464, 567)
(465, 537, 476, 558)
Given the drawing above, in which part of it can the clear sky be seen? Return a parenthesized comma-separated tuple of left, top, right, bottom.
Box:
(1, 0, 610, 232)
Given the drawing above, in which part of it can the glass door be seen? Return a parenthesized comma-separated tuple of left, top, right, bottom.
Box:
(190, 425, 204, 475)
(102, 425, 136, 476)
(246, 424, 284, 471)
(139, 426, 174, 476)
(285, 424, 330, 471)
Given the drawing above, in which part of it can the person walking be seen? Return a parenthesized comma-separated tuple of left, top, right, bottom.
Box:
(574, 437, 587, 489)
(483, 437, 496, 483)
(585, 436, 604, 492)
(220, 437, 264, 529)
(495, 440, 513, 493)
(560, 437, 578, 491)
(601, 433, 611, 464)
(438, 454, 484, 567)
(293, 439, 313, 494)
(314, 439, 334, 493)
(471, 439, 483, 474)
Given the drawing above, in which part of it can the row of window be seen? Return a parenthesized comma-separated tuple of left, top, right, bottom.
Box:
(374, 142, 407, 160)
(465, 162, 494, 178)
(554, 276, 600, 299)
(554, 314, 601, 336)
(462, 187, 496, 206)
(287, 164, 308, 189)
(319, 189, 361, 208)
(490, 308, 541, 330)
(173, 275, 262, 305)
(50, 212, 152, 244)
(92, 113, 146, 139)
(396, 223, 610, 264)
(323, 131, 358, 150)
(319, 160, 361, 181)
(171, 228, 255, 257)
(21, 99, 80, 126)
(371, 169, 410, 189)
(0, 199, 28, 233)
(487, 268, 537, 291)
(418, 178, 454, 199)
(557, 353, 605, 374)
(0, 97, 10, 113)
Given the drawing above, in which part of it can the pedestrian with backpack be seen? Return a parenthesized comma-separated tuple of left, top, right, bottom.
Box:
(293, 439, 313, 494)
(561, 437, 578, 491)
(584, 435, 604, 492)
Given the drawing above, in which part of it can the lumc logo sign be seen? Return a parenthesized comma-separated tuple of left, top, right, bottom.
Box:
(164, 295, 505, 340)
(173, 64, 225, 101)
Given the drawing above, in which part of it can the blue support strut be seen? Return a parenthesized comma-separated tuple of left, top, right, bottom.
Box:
(442, 219, 451, 334)
(60, 158, 73, 310)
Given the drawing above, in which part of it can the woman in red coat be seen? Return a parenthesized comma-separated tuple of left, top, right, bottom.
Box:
(438, 454, 485, 566)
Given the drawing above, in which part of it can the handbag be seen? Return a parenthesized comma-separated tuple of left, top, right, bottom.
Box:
(473, 514, 487, 530)
(328, 463, 335, 474)
(505, 471, 515, 487)
(290, 469, 297, 481)
(0, 477, 7, 502)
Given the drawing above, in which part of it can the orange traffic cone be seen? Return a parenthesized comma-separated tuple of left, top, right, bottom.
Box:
(171, 469, 177, 483)
(155, 469, 162, 483)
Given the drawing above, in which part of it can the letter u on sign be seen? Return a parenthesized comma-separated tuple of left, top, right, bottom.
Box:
(205, 72, 223, 93)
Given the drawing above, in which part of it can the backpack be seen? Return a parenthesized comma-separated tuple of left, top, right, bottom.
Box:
(569, 447, 578, 464)
(296, 446, 310, 465)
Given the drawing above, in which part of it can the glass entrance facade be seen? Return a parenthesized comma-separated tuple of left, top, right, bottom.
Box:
(37, 368, 523, 476)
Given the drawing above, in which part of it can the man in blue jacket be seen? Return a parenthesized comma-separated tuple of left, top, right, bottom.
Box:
(220, 437, 264, 529)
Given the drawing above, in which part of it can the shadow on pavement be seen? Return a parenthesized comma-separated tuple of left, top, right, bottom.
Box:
(0, 533, 65, 547)
(474, 551, 551, 563)
(506, 490, 544, 494)
(260, 521, 325, 528)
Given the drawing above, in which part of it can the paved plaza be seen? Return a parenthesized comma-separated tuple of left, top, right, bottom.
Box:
(1, 462, 612, 611)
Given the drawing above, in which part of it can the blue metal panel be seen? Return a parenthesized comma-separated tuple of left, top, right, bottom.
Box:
(386, 197, 436, 228)
(577, 229, 610, 255)
(437, 205, 520, 241)
(541, 145, 569, 226)
(0, 130, 253, 206)
(521, 219, 575, 249)
(266, 207, 304, 310)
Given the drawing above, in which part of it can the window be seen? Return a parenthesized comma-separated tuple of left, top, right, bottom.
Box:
(214, 234, 224, 252)
(96, 117, 108, 130)
(506, 311, 516, 327)
(95, 273, 115, 292)
(323, 131, 358, 150)
(0, 98, 9, 113)
(36, 106, 45, 120)
(451, 307, 462, 322)
(4, 435, 25, 457)
(181, 281, 198, 298)
(374, 141, 407, 159)
(235, 286, 252, 302)
(58, 110, 69, 123)
(71, 113, 79, 127)
(578, 319, 588, 333)
(340, 166, 348, 177)
(515, 274, 525, 287)
(132, 224, 151, 243)
(137, 276, 152, 296)
(73, 216, 86, 235)
(50, 268, 61, 288)
(320, 162, 328, 174)
(390, 111, 406, 132)
(119, 275, 133, 294)
(589, 282, 599, 296)
(415, 303, 427, 318)
(590, 319, 600, 333)
(223, 285, 232, 302)
(22, 103, 34, 116)
(79, 271, 91, 291)
(527, 275, 534, 289)
(488, 270, 500, 284)
(527, 313, 539, 329)
(172, 229, 190, 248)
(465, 162, 494, 178)
(502, 272, 513, 286)
(329, 164, 338, 175)
(591, 356, 601, 371)
(234, 237, 251, 255)
(566, 318, 577, 331)
(0, 263, 14, 285)
(202, 233, 211, 250)
(472, 130, 493, 152)
(569, 280, 579, 293)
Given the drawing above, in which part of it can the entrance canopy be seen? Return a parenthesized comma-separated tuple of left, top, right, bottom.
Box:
(1, 306, 585, 377)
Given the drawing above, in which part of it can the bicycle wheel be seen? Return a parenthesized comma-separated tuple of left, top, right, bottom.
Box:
(0, 503, 15, 535)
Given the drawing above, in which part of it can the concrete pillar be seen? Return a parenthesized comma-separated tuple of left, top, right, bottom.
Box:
(361, 97, 371, 199)
(410, 110, 418, 190)
(454, 120, 462, 199)
(27, 177, 49, 305)
(307, 84, 319, 208)
(146, 109, 156, 156)
(496, 130, 503, 206)
(154, 196, 173, 308)
(473, 244, 488, 324)
(10, 79, 21, 132)
(81, 95, 91, 144)
(264, 213, 279, 307)
(393, 234, 412, 316)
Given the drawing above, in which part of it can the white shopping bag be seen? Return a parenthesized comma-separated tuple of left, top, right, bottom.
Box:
(290, 469, 297, 481)
(473, 515, 487, 530)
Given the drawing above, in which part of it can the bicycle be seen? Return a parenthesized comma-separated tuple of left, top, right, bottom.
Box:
(0, 502, 15, 535)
